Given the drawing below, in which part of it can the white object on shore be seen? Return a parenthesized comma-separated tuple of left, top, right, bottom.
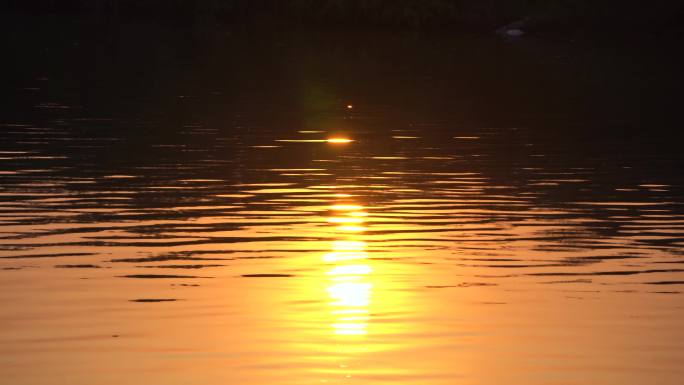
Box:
(495, 17, 531, 38)
(504, 28, 525, 37)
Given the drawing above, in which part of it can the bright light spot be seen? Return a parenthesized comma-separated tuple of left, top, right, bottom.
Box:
(329, 204, 364, 211)
(346, 105, 353, 109)
(334, 328, 367, 335)
(323, 251, 367, 262)
(327, 138, 353, 144)
(330, 275, 364, 282)
(327, 265, 372, 276)
(337, 225, 365, 233)
(327, 282, 372, 307)
(332, 240, 366, 251)
(331, 309, 368, 315)
(327, 216, 364, 224)
(332, 322, 365, 329)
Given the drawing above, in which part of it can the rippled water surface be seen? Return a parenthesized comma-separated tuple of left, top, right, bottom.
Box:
(2, 19, 684, 385)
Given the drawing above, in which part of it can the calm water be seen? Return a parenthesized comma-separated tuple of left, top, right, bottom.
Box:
(1, 17, 684, 385)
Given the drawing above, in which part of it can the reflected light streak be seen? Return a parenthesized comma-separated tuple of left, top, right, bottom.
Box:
(327, 265, 372, 276)
(336, 225, 365, 233)
(332, 240, 365, 251)
(327, 216, 364, 224)
(327, 282, 372, 308)
(327, 138, 353, 144)
(324, 201, 372, 337)
(323, 251, 367, 263)
(329, 204, 364, 211)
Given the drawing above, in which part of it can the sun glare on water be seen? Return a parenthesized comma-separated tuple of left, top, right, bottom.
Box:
(327, 138, 353, 144)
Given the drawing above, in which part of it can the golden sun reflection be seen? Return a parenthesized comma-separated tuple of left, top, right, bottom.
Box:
(327, 216, 364, 224)
(329, 204, 364, 211)
(324, 201, 372, 336)
(274, 185, 419, 380)
(331, 240, 365, 251)
(326, 138, 353, 144)
(336, 225, 365, 232)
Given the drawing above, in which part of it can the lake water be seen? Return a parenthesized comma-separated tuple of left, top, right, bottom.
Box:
(1, 17, 683, 385)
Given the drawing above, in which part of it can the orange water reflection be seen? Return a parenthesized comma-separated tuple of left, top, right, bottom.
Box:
(265, 186, 420, 382)
(325, 203, 372, 336)
(3, 123, 684, 385)
(326, 138, 353, 144)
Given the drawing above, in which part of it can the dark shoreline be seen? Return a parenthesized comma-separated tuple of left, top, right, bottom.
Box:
(3, 1, 684, 40)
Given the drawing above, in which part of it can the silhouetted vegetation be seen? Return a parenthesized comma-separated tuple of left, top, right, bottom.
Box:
(3, 0, 684, 35)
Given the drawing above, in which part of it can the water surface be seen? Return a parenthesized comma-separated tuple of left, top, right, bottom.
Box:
(1, 18, 684, 385)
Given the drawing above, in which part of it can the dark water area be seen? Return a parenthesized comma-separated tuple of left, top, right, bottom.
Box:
(1, 14, 683, 385)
